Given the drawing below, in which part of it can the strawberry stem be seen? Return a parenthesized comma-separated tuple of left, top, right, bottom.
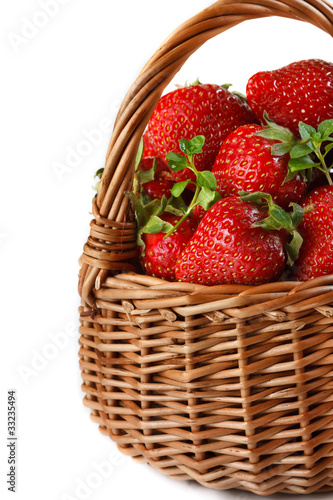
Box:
(164, 135, 221, 238)
(164, 153, 200, 238)
(315, 148, 332, 185)
(164, 183, 200, 238)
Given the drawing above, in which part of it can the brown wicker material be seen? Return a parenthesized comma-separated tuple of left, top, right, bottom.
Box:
(78, 0, 333, 495)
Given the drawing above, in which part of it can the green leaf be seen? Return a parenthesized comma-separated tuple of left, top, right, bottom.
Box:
(135, 138, 144, 171)
(255, 127, 292, 143)
(290, 143, 313, 159)
(269, 204, 293, 231)
(167, 195, 188, 213)
(179, 138, 191, 155)
(282, 169, 301, 185)
(195, 187, 215, 210)
(313, 132, 321, 143)
(212, 190, 222, 204)
(324, 142, 333, 157)
(285, 230, 303, 267)
(171, 180, 190, 197)
(126, 191, 148, 228)
(197, 171, 217, 190)
(137, 230, 145, 254)
(252, 216, 282, 231)
(289, 203, 304, 228)
(255, 113, 298, 157)
(298, 122, 316, 141)
(140, 191, 152, 205)
(318, 119, 333, 139)
(289, 156, 315, 171)
(144, 195, 168, 219)
(271, 142, 293, 156)
(166, 152, 188, 172)
(190, 78, 202, 86)
(136, 159, 157, 184)
(231, 91, 248, 103)
(141, 215, 174, 235)
(249, 196, 303, 235)
(238, 191, 272, 206)
(94, 167, 104, 179)
(190, 135, 205, 152)
(164, 204, 185, 217)
(179, 135, 205, 156)
(195, 187, 220, 210)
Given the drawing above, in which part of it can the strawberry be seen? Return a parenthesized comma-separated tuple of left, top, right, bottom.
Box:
(142, 178, 175, 201)
(175, 194, 303, 286)
(148, 82, 256, 186)
(246, 59, 333, 137)
(140, 213, 197, 281)
(190, 204, 206, 221)
(142, 130, 159, 159)
(212, 123, 307, 209)
(292, 186, 333, 281)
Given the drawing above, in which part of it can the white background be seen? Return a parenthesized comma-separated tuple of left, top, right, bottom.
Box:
(1, 1, 333, 499)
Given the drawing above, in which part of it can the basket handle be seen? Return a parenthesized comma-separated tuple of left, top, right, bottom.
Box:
(80, 0, 333, 307)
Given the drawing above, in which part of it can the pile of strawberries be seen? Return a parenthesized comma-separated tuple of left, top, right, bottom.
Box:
(96, 59, 333, 285)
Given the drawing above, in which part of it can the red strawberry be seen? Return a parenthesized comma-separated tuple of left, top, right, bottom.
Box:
(142, 130, 159, 158)
(141, 213, 197, 281)
(148, 83, 256, 186)
(175, 196, 287, 285)
(292, 186, 333, 281)
(212, 124, 307, 209)
(246, 59, 333, 137)
(190, 204, 206, 221)
(142, 178, 175, 201)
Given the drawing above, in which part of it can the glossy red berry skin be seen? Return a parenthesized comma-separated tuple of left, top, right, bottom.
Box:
(142, 179, 175, 201)
(142, 131, 159, 159)
(246, 59, 333, 137)
(175, 196, 286, 286)
(140, 214, 198, 281)
(212, 124, 307, 209)
(292, 186, 333, 281)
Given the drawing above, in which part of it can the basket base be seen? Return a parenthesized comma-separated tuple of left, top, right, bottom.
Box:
(96, 425, 333, 496)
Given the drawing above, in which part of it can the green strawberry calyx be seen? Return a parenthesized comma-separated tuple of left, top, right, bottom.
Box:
(165, 135, 221, 238)
(239, 190, 306, 267)
(255, 113, 333, 186)
(127, 136, 204, 254)
(126, 191, 173, 256)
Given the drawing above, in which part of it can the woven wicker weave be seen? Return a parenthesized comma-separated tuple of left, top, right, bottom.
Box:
(78, 0, 333, 495)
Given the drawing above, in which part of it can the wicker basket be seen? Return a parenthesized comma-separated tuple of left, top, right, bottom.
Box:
(78, 0, 333, 495)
